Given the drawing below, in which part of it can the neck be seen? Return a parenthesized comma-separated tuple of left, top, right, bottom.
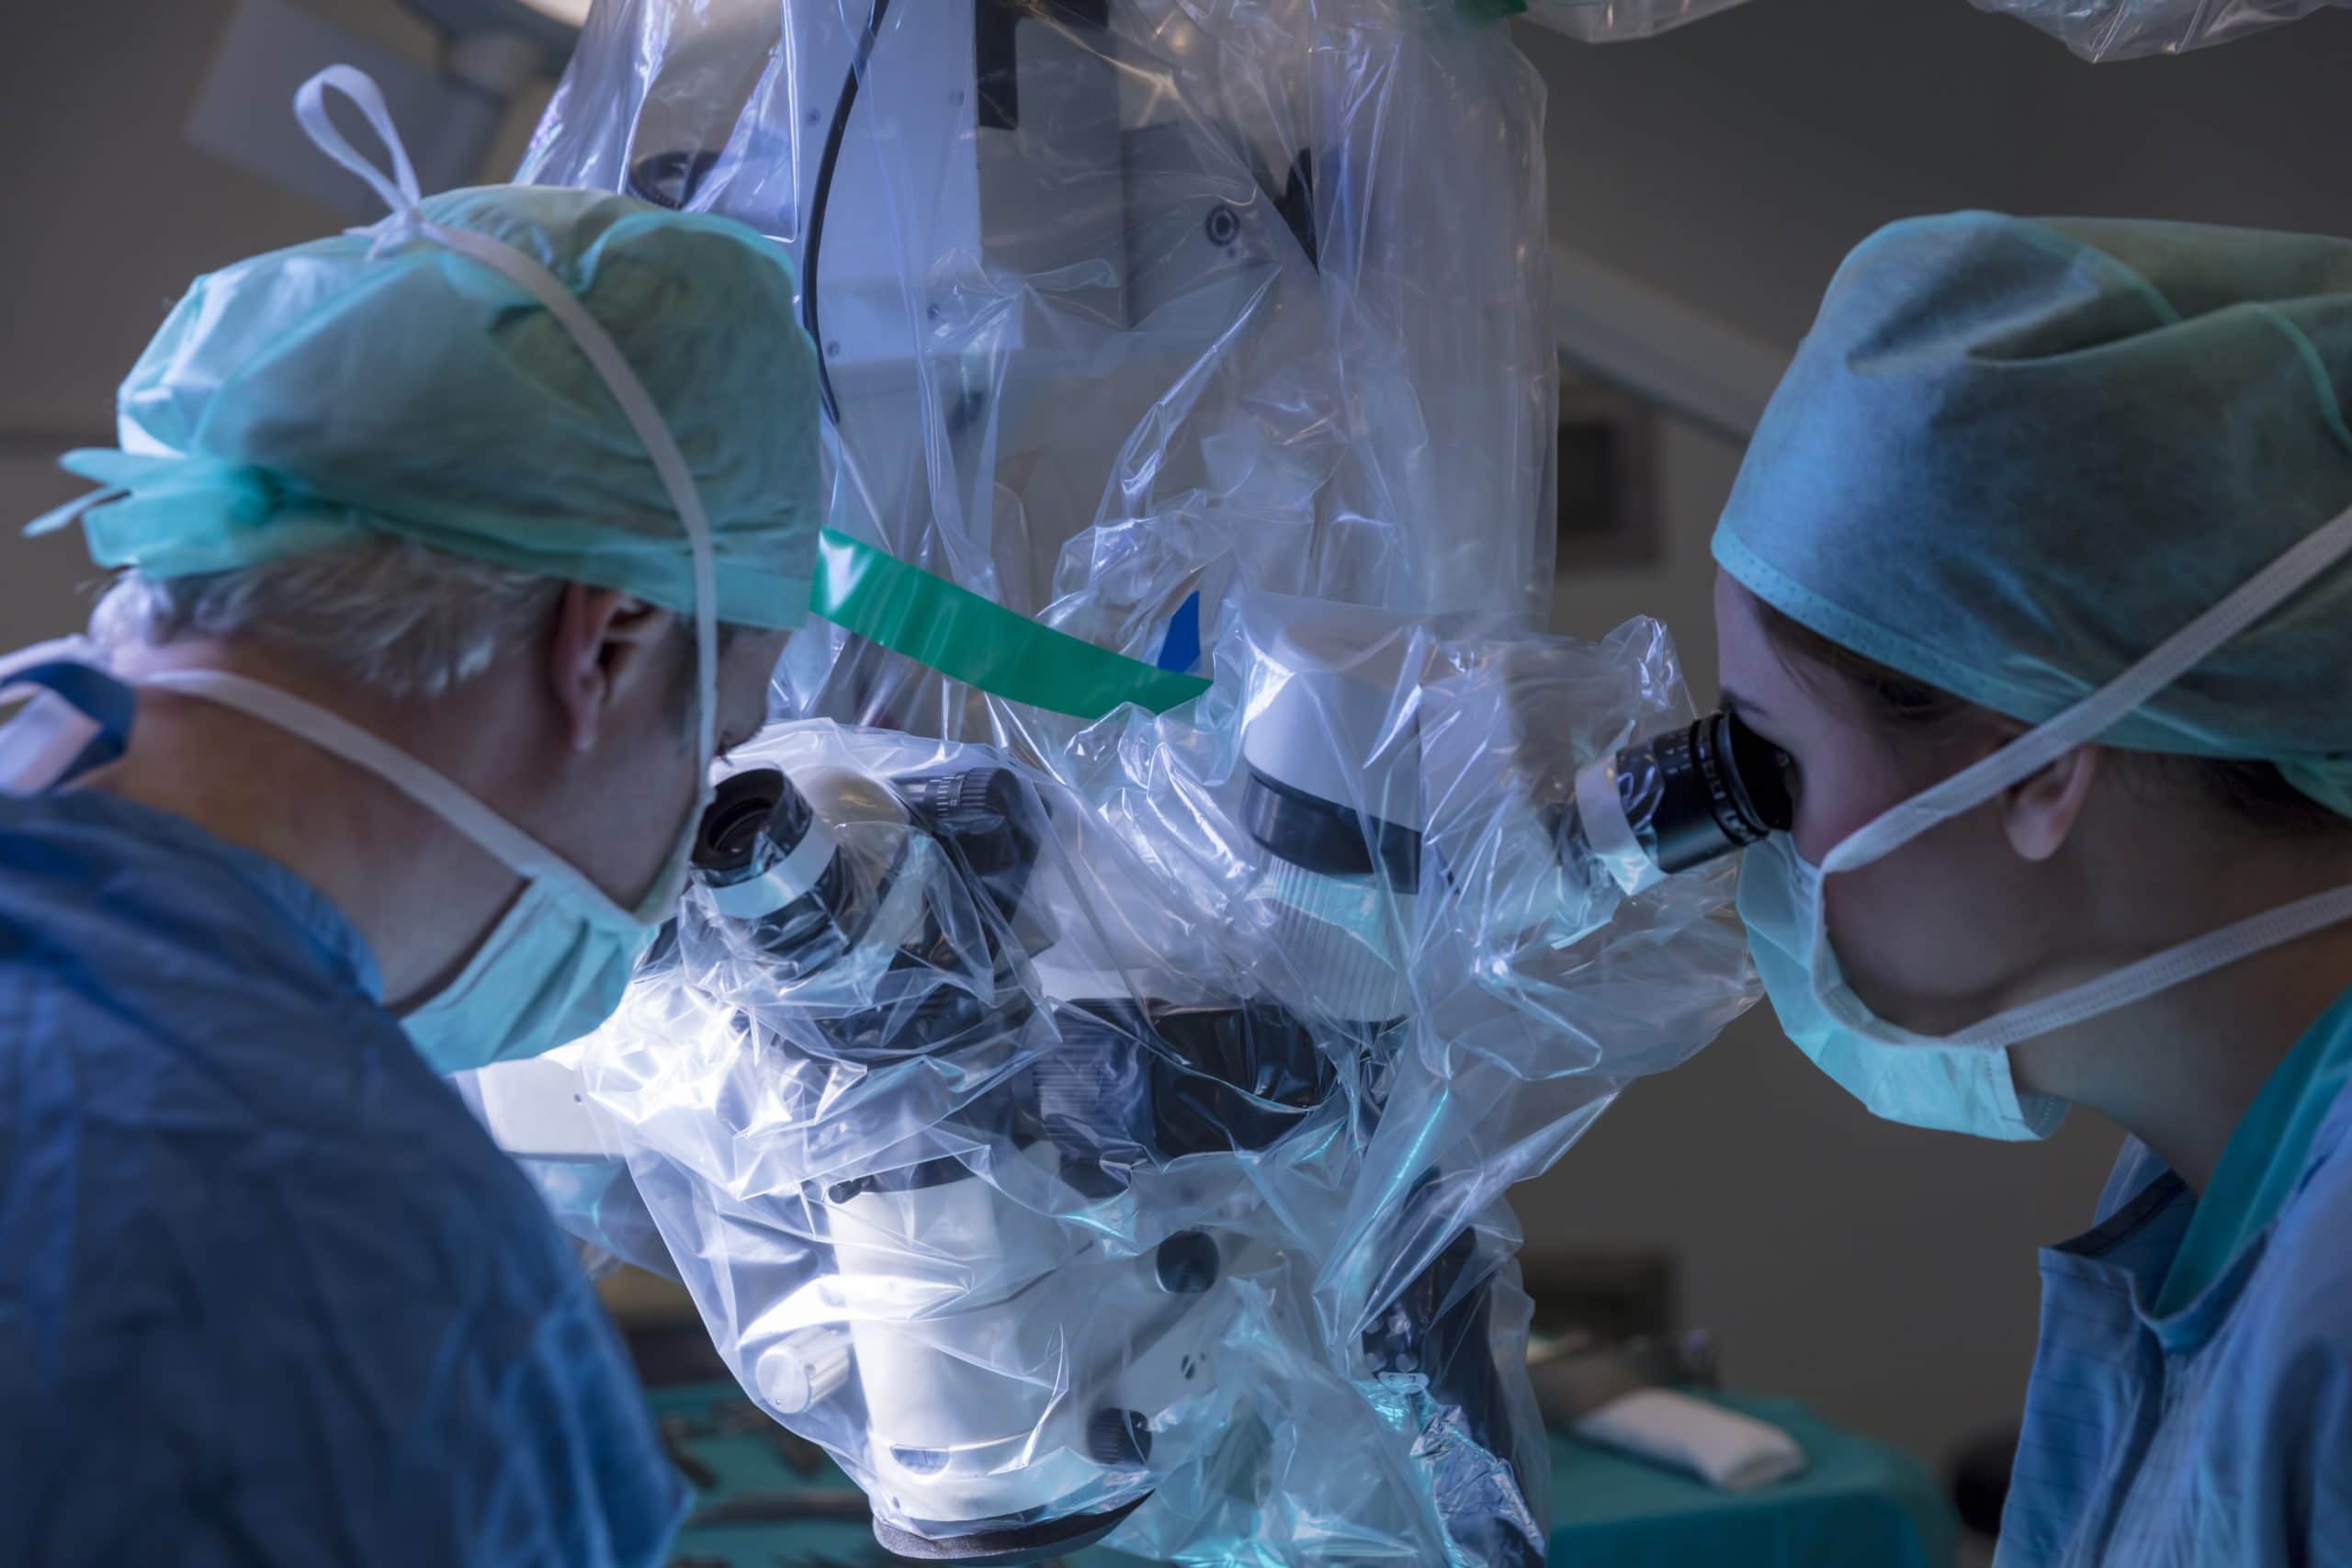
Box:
(79, 643, 524, 1007)
(2018, 915, 2352, 1194)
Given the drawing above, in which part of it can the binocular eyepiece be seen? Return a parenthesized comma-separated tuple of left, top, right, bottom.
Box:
(688, 761, 1045, 949)
(1570, 709, 1793, 889)
(692, 768, 842, 922)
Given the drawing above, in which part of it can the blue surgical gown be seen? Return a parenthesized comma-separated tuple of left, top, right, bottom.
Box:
(0, 785, 688, 1564)
(1997, 986, 2352, 1565)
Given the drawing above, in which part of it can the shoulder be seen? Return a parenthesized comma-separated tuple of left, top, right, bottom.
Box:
(2243, 1104, 2352, 1359)
(0, 1213, 680, 1565)
(0, 1031, 678, 1562)
(0, 798, 681, 1562)
(0, 790, 384, 1062)
(2211, 1105, 2352, 1494)
(2126, 1121, 2352, 1566)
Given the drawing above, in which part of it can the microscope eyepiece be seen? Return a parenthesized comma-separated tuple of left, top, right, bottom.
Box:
(1569, 709, 1793, 890)
(695, 769, 792, 879)
(1634, 709, 1793, 874)
(691, 767, 837, 923)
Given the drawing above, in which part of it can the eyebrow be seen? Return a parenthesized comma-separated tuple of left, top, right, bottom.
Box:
(1720, 687, 1770, 721)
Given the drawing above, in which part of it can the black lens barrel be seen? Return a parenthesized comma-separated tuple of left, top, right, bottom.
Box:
(693, 767, 821, 883)
(1619, 711, 1792, 875)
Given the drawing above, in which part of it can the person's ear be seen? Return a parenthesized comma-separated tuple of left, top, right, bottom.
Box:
(2000, 745, 2099, 863)
(546, 585, 673, 753)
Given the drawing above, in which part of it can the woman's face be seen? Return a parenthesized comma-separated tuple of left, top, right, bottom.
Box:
(1713, 572, 2064, 1033)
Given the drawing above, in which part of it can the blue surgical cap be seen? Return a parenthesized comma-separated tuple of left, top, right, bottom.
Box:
(54, 185, 823, 630)
(1713, 210, 2352, 817)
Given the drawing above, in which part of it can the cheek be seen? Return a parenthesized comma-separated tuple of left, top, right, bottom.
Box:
(1819, 811, 2036, 1030)
(1783, 734, 2037, 1029)
(721, 633, 791, 748)
(620, 747, 705, 837)
(1787, 745, 1913, 867)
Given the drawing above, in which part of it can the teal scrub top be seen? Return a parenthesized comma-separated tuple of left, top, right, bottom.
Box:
(1996, 983, 2352, 1565)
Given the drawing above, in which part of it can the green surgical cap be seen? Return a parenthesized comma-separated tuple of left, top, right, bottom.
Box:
(1713, 210, 2352, 818)
(57, 185, 823, 630)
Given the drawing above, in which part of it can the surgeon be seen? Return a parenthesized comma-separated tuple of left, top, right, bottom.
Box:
(0, 72, 823, 1565)
(1715, 210, 2352, 1562)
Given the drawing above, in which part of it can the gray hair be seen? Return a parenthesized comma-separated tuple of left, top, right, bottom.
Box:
(89, 535, 565, 699)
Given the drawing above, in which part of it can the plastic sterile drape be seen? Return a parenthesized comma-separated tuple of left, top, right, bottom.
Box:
(569, 604, 1756, 1564)
(1967, 0, 2348, 57)
(508, 3, 1759, 1562)
(523, 0, 1559, 752)
(1517, 0, 1758, 41)
(1518, 0, 2348, 57)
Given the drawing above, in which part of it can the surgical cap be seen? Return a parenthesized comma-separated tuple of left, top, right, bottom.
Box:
(56, 185, 823, 630)
(1713, 210, 2352, 817)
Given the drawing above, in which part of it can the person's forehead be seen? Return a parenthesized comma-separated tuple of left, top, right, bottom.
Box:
(1713, 572, 1775, 673)
(1714, 575, 1823, 728)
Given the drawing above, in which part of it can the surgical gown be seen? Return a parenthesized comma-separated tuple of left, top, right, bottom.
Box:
(0, 784, 687, 1565)
(1999, 986, 2352, 1565)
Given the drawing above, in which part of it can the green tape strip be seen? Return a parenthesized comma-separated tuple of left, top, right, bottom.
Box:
(808, 528, 1212, 720)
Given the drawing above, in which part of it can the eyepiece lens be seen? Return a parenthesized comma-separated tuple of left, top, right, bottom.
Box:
(695, 769, 786, 876)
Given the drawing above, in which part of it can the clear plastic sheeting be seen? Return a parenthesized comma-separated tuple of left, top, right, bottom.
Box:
(1516, 0, 1760, 42)
(519, 0, 1557, 752)
(510, 2, 1765, 1561)
(1516, 0, 2347, 55)
(569, 604, 1753, 1564)
(1969, 0, 2347, 57)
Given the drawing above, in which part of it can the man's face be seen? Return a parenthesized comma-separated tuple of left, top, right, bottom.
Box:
(560, 619, 793, 911)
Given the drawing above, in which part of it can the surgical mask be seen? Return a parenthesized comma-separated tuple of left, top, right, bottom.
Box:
(1738, 835, 2063, 1139)
(1737, 498, 2352, 1139)
(0, 645, 702, 1076)
(140, 669, 702, 1075)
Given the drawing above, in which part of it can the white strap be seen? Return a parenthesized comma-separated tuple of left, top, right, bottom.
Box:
(293, 66, 423, 224)
(140, 669, 634, 926)
(1952, 882, 2352, 1049)
(291, 67, 720, 767)
(1826, 497, 2352, 874)
(413, 217, 722, 762)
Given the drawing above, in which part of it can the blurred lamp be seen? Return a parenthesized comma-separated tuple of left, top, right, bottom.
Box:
(188, 0, 584, 219)
(401, 0, 587, 73)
